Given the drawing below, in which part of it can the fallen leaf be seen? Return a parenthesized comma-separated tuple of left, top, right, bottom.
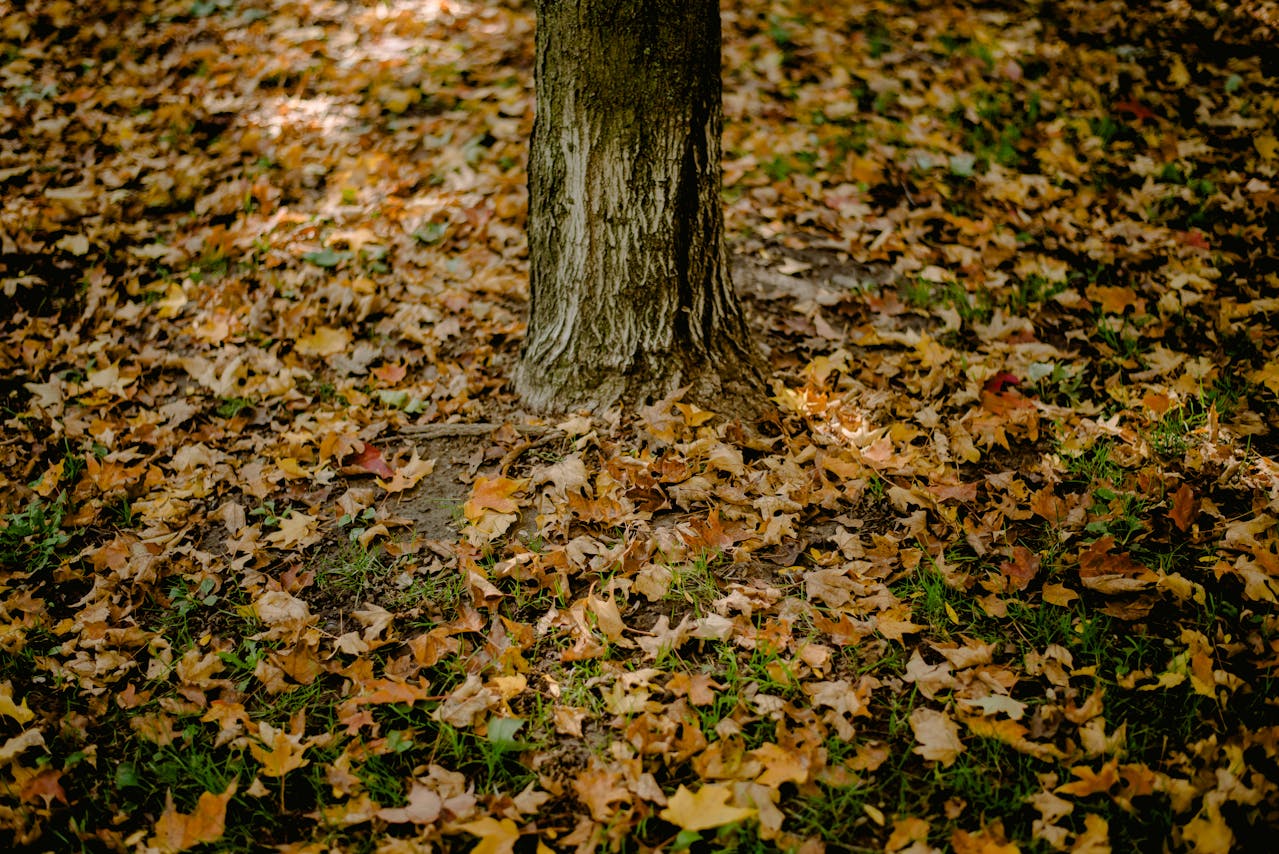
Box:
(249, 722, 310, 778)
(343, 442, 395, 478)
(659, 783, 756, 832)
(376, 782, 442, 824)
(294, 326, 350, 356)
(147, 782, 237, 853)
(1169, 483, 1198, 532)
(464, 476, 526, 521)
(456, 817, 521, 854)
(910, 707, 965, 766)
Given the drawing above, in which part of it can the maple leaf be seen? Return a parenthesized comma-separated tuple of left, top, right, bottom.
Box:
(456, 817, 521, 854)
(1056, 759, 1120, 797)
(1077, 535, 1155, 593)
(19, 768, 67, 807)
(659, 783, 756, 832)
(342, 442, 395, 478)
(0, 681, 34, 724)
(964, 715, 1065, 761)
(751, 741, 811, 786)
(951, 824, 1020, 854)
(249, 722, 311, 778)
(146, 782, 237, 853)
(376, 782, 443, 824)
(464, 476, 526, 521)
(998, 546, 1040, 592)
(572, 764, 631, 820)
(264, 512, 322, 550)
(885, 816, 931, 853)
(378, 451, 435, 493)
(909, 707, 965, 766)
(250, 590, 315, 640)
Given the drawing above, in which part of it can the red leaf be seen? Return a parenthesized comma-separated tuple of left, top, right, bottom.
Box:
(1175, 230, 1211, 250)
(343, 443, 395, 478)
(983, 372, 1020, 393)
(1113, 99, 1156, 121)
(999, 546, 1041, 592)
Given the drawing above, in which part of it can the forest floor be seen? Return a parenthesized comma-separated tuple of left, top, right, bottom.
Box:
(2, 0, 1279, 851)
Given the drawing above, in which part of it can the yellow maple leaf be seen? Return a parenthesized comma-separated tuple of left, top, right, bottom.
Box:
(249, 722, 310, 778)
(457, 817, 521, 854)
(0, 682, 34, 725)
(294, 326, 350, 356)
(1182, 799, 1233, 854)
(659, 783, 756, 832)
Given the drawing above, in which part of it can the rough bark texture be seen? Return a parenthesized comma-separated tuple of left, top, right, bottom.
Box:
(513, 0, 765, 414)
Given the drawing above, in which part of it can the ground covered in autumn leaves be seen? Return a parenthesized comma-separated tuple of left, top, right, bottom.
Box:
(3, 0, 1279, 851)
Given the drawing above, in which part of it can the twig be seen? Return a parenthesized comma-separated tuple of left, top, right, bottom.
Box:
(401, 422, 556, 439)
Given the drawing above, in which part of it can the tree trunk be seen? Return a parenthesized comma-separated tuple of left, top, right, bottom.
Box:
(514, 0, 765, 414)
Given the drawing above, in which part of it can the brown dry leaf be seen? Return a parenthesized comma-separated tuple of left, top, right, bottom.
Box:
(658, 783, 756, 832)
(376, 782, 443, 825)
(910, 707, 965, 766)
(587, 589, 626, 643)
(904, 650, 957, 700)
(1071, 813, 1111, 853)
(250, 590, 315, 640)
(1169, 483, 1199, 532)
(999, 546, 1040, 592)
(573, 764, 631, 821)
(264, 512, 322, 550)
(146, 782, 237, 853)
(19, 768, 66, 807)
(1077, 536, 1155, 593)
(433, 675, 499, 728)
(294, 326, 350, 356)
(378, 452, 436, 493)
(751, 742, 811, 786)
(885, 816, 934, 853)
(1042, 583, 1080, 607)
(876, 605, 924, 642)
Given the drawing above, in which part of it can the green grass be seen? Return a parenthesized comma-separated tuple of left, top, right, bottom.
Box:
(665, 551, 724, 616)
(0, 494, 71, 578)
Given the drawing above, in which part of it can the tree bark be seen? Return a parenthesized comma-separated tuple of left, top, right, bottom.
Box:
(513, 0, 765, 414)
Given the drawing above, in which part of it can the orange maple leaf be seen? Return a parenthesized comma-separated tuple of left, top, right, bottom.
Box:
(463, 476, 526, 522)
(147, 782, 236, 853)
(1057, 758, 1121, 797)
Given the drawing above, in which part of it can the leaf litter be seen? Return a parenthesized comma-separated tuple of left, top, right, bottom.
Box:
(1, 0, 1278, 851)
